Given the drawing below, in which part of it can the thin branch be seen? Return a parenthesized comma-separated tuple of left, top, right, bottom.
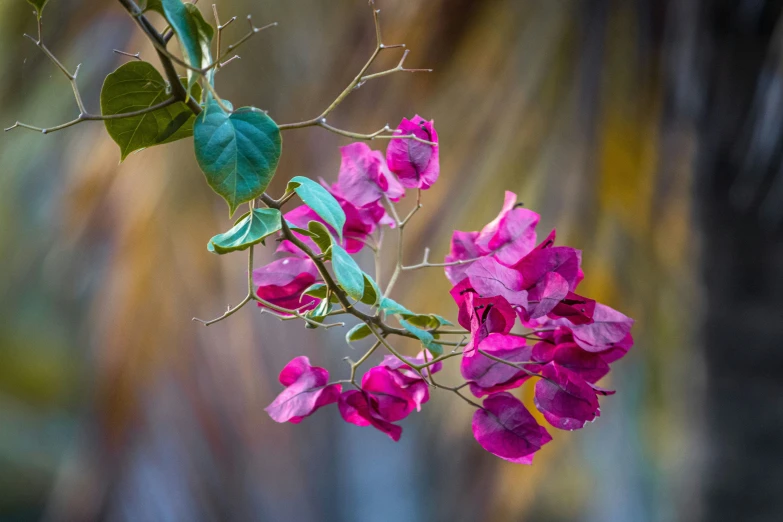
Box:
(402, 248, 483, 271)
(113, 49, 142, 61)
(277, 0, 431, 140)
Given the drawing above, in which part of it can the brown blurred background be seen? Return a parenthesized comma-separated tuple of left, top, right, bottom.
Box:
(1, 0, 782, 521)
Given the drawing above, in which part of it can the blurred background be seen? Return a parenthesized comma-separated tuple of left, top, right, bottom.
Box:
(1, 0, 782, 520)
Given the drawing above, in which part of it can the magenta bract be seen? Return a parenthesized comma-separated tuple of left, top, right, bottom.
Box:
(534, 363, 600, 430)
(385, 115, 439, 190)
(339, 390, 403, 441)
(461, 333, 539, 397)
(253, 257, 321, 312)
(444, 230, 481, 285)
(265, 356, 342, 424)
(474, 191, 540, 266)
(472, 392, 552, 464)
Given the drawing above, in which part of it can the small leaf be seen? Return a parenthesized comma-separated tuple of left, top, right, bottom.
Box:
(207, 208, 282, 254)
(346, 323, 373, 343)
(194, 102, 282, 216)
(287, 176, 345, 241)
(307, 221, 334, 254)
(26, 0, 49, 19)
(330, 243, 365, 301)
(378, 297, 413, 316)
(360, 274, 382, 306)
(101, 61, 202, 160)
(400, 318, 443, 356)
(304, 298, 332, 329)
(400, 313, 453, 330)
(302, 283, 339, 303)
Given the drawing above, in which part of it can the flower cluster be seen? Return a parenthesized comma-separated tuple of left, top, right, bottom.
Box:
(261, 115, 634, 465)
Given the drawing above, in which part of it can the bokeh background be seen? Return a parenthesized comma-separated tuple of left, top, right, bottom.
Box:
(1, 0, 781, 520)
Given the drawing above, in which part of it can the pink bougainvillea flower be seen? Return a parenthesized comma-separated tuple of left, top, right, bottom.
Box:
(265, 356, 341, 424)
(386, 115, 439, 190)
(338, 390, 402, 441)
(562, 303, 634, 352)
(534, 363, 600, 430)
(381, 352, 443, 385)
(550, 342, 610, 383)
(253, 257, 321, 313)
(472, 392, 552, 464)
(361, 366, 423, 421)
(547, 291, 596, 325)
(524, 272, 570, 320)
(465, 256, 529, 308)
(450, 280, 517, 356)
(595, 332, 634, 364)
(461, 333, 541, 397)
(444, 230, 482, 285)
(474, 191, 540, 267)
(336, 143, 405, 207)
(513, 246, 582, 293)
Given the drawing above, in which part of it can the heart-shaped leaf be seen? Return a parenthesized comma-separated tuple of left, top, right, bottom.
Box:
(194, 102, 282, 216)
(26, 0, 49, 18)
(378, 297, 413, 316)
(360, 274, 382, 306)
(286, 176, 345, 241)
(207, 208, 282, 254)
(101, 61, 202, 160)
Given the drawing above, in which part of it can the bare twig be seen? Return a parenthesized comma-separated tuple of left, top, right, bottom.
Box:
(113, 49, 141, 61)
(277, 0, 431, 142)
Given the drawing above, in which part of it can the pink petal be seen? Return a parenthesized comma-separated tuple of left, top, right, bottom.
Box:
(265, 357, 341, 423)
(361, 366, 417, 422)
(513, 246, 582, 293)
(472, 392, 552, 464)
(444, 230, 482, 285)
(534, 363, 600, 430)
(336, 143, 387, 207)
(566, 303, 634, 352)
(385, 116, 439, 190)
(465, 256, 528, 308)
(461, 333, 539, 397)
(338, 390, 402, 441)
(552, 343, 610, 383)
(475, 192, 540, 266)
(547, 292, 596, 325)
(253, 257, 320, 312)
(525, 271, 569, 319)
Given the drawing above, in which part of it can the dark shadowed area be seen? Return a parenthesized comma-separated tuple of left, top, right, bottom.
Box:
(1, 0, 781, 521)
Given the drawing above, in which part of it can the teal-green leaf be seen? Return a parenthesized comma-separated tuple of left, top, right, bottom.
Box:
(149, 0, 214, 90)
(194, 102, 282, 216)
(378, 297, 413, 316)
(286, 176, 345, 241)
(26, 0, 48, 18)
(207, 208, 282, 254)
(304, 298, 332, 329)
(399, 313, 453, 330)
(330, 243, 364, 301)
(101, 61, 201, 160)
(399, 318, 443, 356)
(302, 283, 339, 303)
(346, 323, 373, 343)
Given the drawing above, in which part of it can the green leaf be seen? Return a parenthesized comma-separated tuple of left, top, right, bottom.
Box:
(307, 221, 334, 254)
(26, 0, 48, 18)
(148, 0, 214, 91)
(360, 273, 382, 306)
(286, 176, 345, 242)
(101, 61, 202, 160)
(399, 313, 454, 330)
(399, 318, 443, 356)
(304, 298, 332, 329)
(207, 208, 282, 254)
(346, 323, 373, 343)
(302, 283, 339, 303)
(194, 102, 282, 216)
(330, 243, 364, 301)
(378, 297, 413, 316)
